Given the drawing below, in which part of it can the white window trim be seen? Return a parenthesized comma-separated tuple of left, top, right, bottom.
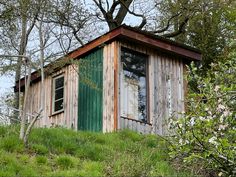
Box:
(52, 75, 64, 115)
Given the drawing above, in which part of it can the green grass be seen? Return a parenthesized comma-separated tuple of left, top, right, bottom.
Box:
(0, 126, 198, 176)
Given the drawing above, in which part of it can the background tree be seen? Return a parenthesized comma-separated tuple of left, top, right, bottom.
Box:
(91, 0, 194, 38)
(0, 0, 42, 122)
(157, 0, 236, 72)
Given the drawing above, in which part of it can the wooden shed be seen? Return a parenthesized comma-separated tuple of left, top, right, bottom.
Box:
(15, 25, 201, 135)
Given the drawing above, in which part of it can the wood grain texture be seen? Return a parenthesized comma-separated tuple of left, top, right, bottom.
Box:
(114, 41, 119, 130)
(24, 64, 78, 129)
(118, 41, 185, 135)
(102, 42, 116, 132)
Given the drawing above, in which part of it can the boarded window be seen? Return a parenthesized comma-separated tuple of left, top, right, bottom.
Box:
(120, 48, 148, 123)
(52, 75, 64, 113)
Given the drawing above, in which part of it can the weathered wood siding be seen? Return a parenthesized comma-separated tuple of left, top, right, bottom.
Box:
(102, 42, 117, 132)
(25, 64, 78, 129)
(25, 40, 185, 135)
(117, 42, 185, 135)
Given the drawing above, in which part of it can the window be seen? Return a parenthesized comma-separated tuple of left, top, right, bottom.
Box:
(120, 48, 148, 123)
(52, 75, 64, 113)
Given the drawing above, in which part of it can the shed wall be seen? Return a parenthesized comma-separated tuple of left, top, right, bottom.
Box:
(78, 48, 103, 132)
(117, 42, 185, 135)
(24, 64, 78, 129)
(25, 40, 186, 135)
(102, 42, 117, 132)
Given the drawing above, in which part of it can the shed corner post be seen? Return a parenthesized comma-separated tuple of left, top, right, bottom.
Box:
(114, 41, 120, 131)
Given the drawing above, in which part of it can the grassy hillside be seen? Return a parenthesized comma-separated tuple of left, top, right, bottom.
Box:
(0, 126, 197, 176)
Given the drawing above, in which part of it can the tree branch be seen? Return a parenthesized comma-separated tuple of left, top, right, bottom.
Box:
(23, 109, 42, 145)
(161, 17, 189, 38)
(109, 0, 120, 14)
(152, 13, 181, 34)
(117, 0, 146, 29)
(114, 0, 133, 25)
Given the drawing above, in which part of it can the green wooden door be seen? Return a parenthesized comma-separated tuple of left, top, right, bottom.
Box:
(78, 48, 103, 132)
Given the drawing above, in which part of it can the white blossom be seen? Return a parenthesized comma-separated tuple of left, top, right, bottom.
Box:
(218, 98, 223, 103)
(178, 123, 183, 128)
(220, 115, 224, 123)
(199, 116, 205, 121)
(179, 138, 183, 145)
(208, 110, 212, 115)
(207, 115, 213, 120)
(214, 85, 220, 92)
(218, 124, 228, 131)
(190, 117, 195, 126)
(179, 139, 189, 145)
(223, 110, 230, 117)
(208, 136, 218, 145)
(217, 104, 226, 111)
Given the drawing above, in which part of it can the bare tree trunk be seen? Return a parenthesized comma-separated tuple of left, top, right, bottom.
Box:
(38, 18, 47, 127)
(14, 0, 38, 123)
(13, 3, 28, 123)
(19, 59, 31, 140)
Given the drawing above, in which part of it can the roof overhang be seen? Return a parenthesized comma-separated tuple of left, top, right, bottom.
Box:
(15, 25, 201, 92)
(67, 25, 201, 61)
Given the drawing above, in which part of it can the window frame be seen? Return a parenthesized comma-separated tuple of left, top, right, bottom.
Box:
(120, 47, 150, 124)
(52, 74, 65, 115)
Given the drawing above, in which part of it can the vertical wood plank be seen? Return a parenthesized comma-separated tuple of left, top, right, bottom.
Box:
(114, 41, 118, 131)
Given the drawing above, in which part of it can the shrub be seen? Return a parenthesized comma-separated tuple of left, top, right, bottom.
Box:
(169, 54, 236, 176)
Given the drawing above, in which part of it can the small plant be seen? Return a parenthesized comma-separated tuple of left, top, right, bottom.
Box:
(56, 155, 74, 169)
(63, 141, 78, 155)
(36, 156, 47, 165)
(31, 144, 48, 155)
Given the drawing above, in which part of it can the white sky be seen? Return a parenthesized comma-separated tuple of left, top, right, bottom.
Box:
(0, 75, 14, 96)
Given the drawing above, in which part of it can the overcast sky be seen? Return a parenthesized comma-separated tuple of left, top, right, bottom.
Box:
(0, 75, 14, 96)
